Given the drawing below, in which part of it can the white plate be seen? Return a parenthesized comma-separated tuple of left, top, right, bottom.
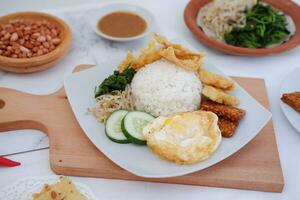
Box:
(0, 176, 97, 200)
(64, 38, 271, 178)
(280, 67, 300, 132)
(85, 2, 154, 42)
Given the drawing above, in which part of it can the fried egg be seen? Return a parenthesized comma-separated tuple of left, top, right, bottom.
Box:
(143, 111, 222, 164)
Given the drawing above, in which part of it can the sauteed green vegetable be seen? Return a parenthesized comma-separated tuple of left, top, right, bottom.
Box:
(224, 3, 290, 48)
(94, 67, 136, 98)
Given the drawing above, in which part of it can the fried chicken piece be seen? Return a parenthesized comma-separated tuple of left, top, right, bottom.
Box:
(200, 100, 245, 122)
(202, 85, 239, 106)
(198, 68, 235, 91)
(218, 118, 239, 137)
(281, 92, 300, 113)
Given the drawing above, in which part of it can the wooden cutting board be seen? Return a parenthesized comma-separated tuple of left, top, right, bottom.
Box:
(0, 65, 284, 193)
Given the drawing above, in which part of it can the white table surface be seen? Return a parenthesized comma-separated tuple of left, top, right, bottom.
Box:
(1, 0, 300, 199)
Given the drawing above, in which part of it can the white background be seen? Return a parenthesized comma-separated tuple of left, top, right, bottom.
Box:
(1, 0, 300, 199)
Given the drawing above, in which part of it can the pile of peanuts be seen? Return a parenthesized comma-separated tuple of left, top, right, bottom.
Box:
(0, 19, 61, 58)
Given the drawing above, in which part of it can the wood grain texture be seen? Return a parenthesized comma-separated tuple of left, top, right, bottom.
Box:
(0, 65, 284, 192)
(0, 12, 72, 73)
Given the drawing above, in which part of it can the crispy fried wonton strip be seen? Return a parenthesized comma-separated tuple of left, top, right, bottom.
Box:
(118, 34, 205, 72)
(159, 47, 201, 72)
(154, 34, 204, 71)
(153, 33, 170, 47)
(134, 38, 162, 69)
(118, 51, 135, 72)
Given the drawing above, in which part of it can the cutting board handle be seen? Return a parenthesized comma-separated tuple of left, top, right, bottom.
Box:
(0, 87, 47, 133)
(0, 65, 94, 134)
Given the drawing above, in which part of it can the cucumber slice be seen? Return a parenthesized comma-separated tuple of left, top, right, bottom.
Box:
(105, 110, 131, 144)
(121, 111, 155, 145)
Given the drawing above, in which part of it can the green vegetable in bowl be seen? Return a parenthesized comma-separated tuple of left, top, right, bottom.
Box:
(94, 67, 136, 98)
(224, 3, 290, 48)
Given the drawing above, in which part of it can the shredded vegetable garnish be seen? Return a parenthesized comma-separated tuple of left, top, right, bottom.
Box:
(197, 0, 257, 41)
(89, 85, 134, 123)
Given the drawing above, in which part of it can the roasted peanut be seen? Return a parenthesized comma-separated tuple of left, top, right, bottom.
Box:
(14, 48, 21, 54)
(20, 52, 27, 58)
(46, 35, 52, 41)
(52, 38, 61, 45)
(24, 26, 31, 31)
(3, 33, 11, 40)
(20, 46, 30, 53)
(10, 32, 18, 41)
(27, 52, 32, 58)
(43, 42, 50, 48)
(0, 19, 61, 58)
(37, 49, 43, 56)
(43, 48, 49, 54)
(18, 38, 25, 45)
(32, 47, 38, 53)
(37, 36, 46, 42)
(32, 32, 41, 38)
(51, 29, 58, 37)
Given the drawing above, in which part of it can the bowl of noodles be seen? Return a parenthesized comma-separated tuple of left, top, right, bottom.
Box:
(184, 0, 300, 56)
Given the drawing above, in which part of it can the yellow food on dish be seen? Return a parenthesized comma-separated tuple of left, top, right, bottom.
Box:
(32, 176, 87, 200)
(118, 33, 204, 73)
(202, 85, 239, 106)
(199, 68, 235, 91)
(118, 51, 136, 72)
(143, 111, 222, 164)
(159, 47, 201, 72)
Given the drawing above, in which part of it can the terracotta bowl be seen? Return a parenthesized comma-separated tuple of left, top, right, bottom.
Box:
(184, 0, 300, 56)
(0, 12, 72, 73)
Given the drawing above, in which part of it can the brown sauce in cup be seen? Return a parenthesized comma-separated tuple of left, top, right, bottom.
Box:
(98, 11, 147, 38)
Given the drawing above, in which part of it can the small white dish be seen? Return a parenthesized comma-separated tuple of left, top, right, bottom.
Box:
(280, 67, 300, 132)
(0, 176, 97, 200)
(86, 2, 154, 42)
(64, 38, 271, 178)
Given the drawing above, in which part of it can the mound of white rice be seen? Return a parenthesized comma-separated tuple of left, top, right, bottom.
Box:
(131, 59, 202, 117)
